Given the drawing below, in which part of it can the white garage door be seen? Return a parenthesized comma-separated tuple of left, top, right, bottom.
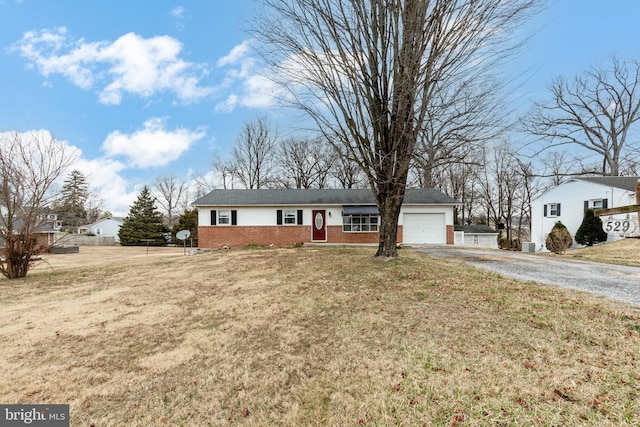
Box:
(403, 213, 446, 244)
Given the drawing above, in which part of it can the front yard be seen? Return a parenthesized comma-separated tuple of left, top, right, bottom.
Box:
(1, 246, 640, 425)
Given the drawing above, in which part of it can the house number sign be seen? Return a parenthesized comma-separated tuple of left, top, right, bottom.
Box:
(603, 218, 637, 236)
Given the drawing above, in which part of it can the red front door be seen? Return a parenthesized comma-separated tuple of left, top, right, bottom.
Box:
(312, 210, 326, 241)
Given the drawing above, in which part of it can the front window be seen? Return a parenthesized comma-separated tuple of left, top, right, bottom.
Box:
(591, 199, 604, 209)
(218, 210, 231, 225)
(284, 210, 297, 225)
(343, 215, 379, 232)
(548, 203, 559, 217)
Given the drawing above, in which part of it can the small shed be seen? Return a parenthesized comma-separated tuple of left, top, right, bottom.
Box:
(453, 225, 499, 249)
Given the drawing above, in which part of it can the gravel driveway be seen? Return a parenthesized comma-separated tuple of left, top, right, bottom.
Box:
(416, 246, 640, 307)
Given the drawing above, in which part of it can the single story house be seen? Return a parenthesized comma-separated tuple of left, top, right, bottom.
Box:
(192, 188, 460, 248)
(453, 224, 499, 248)
(77, 217, 125, 243)
(530, 176, 640, 251)
(0, 213, 59, 254)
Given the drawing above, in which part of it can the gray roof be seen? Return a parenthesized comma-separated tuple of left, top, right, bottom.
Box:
(575, 177, 640, 192)
(454, 224, 497, 234)
(192, 188, 459, 207)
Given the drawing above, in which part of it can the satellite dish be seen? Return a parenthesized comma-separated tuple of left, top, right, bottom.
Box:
(176, 229, 191, 240)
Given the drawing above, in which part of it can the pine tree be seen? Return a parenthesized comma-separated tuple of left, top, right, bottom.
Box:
(545, 221, 573, 254)
(172, 209, 198, 245)
(118, 186, 168, 246)
(575, 209, 608, 246)
(56, 169, 89, 229)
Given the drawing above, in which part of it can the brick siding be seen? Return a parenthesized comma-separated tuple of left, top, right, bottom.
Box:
(198, 225, 405, 249)
(446, 225, 454, 245)
(0, 233, 53, 256)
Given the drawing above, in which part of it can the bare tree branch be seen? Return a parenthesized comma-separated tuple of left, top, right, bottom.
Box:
(0, 131, 76, 279)
(153, 174, 189, 227)
(231, 117, 278, 189)
(522, 56, 640, 176)
(253, 0, 540, 257)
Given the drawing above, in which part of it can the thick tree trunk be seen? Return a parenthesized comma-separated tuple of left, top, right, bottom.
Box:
(375, 189, 405, 258)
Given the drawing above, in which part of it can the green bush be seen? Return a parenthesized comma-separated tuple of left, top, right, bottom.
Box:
(575, 209, 608, 246)
(545, 221, 572, 254)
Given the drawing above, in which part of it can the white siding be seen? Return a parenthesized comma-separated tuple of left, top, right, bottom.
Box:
(198, 206, 349, 227)
(87, 218, 123, 242)
(530, 180, 637, 251)
(197, 203, 455, 244)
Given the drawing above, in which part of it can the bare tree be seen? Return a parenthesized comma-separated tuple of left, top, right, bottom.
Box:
(476, 142, 526, 246)
(254, 0, 540, 257)
(523, 56, 640, 176)
(85, 193, 104, 224)
(208, 152, 238, 190)
(153, 174, 189, 227)
(190, 170, 218, 199)
(330, 145, 367, 189)
(277, 137, 334, 188)
(232, 117, 278, 189)
(519, 159, 543, 241)
(0, 131, 76, 279)
(475, 141, 544, 246)
(418, 160, 482, 225)
(412, 77, 505, 188)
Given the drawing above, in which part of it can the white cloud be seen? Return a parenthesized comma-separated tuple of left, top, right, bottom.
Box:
(217, 40, 251, 67)
(239, 74, 282, 108)
(0, 130, 82, 176)
(0, 129, 136, 216)
(215, 94, 238, 113)
(215, 41, 283, 111)
(101, 117, 206, 168)
(172, 6, 185, 19)
(71, 157, 137, 216)
(11, 28, 213, 104)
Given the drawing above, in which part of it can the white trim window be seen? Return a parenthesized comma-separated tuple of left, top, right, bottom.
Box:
(343, 215, 379, 232)
(586, 199, 608, 210)
(283, 210, 297, 225)
(544, 203, 561, 217)
(217, 210, 231, 225)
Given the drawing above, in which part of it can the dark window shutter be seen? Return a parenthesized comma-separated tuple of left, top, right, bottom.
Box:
(297, 209, 303, 225)
(231, 210, 237, 225)
(543, 205, 547, 217)
(277, 209, 283, 225)
(603, 199, 608, 209)
(584, 200, 589, 212)
(557, 204, 561, 216)
(210, 210, 217, 226)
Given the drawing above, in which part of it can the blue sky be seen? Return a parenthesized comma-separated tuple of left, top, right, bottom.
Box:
(1, 0, 640, 215)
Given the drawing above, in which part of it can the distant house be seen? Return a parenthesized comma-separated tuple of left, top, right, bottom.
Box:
(0, 210, 61, 253)
(78, 217, 125, 243)
(192, 188, 460, 249)
(453, 224, 499, 248)
(530, 177, 640, 251)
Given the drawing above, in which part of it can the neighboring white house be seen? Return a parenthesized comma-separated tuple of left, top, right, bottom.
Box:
(530, 177, 640, 251)
(77, 217, 125, 243)
(192, 188, 460, 249)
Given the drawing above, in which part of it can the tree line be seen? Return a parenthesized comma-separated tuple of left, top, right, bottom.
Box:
(5, 0, 640, 277)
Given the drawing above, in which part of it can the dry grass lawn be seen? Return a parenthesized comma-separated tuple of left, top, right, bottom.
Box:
(565, 238, 640, 267)
(2, 245, 640, 426)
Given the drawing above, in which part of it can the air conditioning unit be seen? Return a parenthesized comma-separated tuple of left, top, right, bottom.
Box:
(521, 242, 536, 253)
